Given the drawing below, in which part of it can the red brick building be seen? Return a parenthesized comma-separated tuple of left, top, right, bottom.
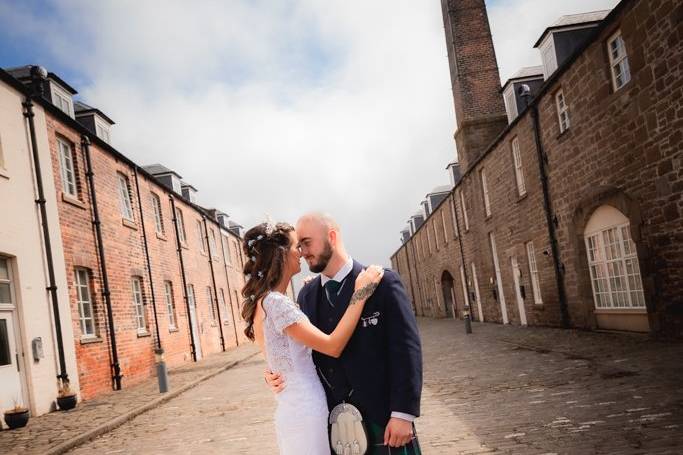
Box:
(4, 65, 293, 399)
(391, 0, 682, 338)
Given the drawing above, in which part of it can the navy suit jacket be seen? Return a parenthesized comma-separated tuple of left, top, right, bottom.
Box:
(297, 260, 422, 426)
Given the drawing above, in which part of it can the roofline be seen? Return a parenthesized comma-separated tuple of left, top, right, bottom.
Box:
(0, 67, 229, 235)
(47, 72, 78, 95)
(391, 0, 631, 260)
(75, 107, 116, 125)
(533, 19, 605, 48)
(501, 73, 544, 92)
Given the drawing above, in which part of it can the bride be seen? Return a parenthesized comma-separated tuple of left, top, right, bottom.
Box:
(240, 221, 384, 454)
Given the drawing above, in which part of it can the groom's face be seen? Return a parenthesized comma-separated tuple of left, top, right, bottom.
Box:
(296, 220, 334, 274)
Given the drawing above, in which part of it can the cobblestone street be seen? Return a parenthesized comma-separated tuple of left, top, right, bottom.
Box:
(62, 318, 683, 454)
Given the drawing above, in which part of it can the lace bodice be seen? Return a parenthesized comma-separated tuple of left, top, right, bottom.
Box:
(262, 291, 313, 376)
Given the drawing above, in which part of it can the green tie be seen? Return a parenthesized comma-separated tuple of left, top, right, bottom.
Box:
(324, 280, 341, 307)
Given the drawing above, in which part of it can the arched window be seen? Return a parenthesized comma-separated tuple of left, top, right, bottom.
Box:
(584, 205, 645, 309)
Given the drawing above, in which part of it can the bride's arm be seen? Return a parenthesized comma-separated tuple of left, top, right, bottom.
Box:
(285, 266, 383, 358)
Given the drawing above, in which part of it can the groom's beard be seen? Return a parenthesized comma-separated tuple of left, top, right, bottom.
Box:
(309, 241, 333, 273)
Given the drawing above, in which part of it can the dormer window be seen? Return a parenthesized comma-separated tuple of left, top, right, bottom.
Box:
(50, 82, 74, 117)
(95, 117, 111, 144)
(503, 84, 518, 123)
(539, 36, 558, 79)
(607, 30, 631, 91)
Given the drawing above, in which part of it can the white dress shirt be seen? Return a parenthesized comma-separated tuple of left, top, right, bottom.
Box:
(319, 257, 415, 423)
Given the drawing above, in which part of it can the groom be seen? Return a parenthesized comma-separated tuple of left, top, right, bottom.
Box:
(266, 212, 423, 453)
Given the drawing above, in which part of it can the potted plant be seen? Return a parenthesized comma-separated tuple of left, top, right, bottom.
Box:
(3, 400, 30, 430)
(56, 382, 77, 411)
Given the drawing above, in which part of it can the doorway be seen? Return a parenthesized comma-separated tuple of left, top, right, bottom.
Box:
(510, 256, 528, 326)
(440, 271, 456, 319)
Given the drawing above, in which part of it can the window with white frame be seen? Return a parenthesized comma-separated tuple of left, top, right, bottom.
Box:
(164, 281, 176, 329)
(480, 169, 491, 217)
(584, 206, 645, 309)
(151, 193, 164, 235)
(75, 269, 96, 337)
(503, 85, 517, 123)
(433, 220, 439, 250)
(450, 198, 459, 238)
(426, 227, 432, 254)
(222, 235, 232, 264)
(175, 208, 187, 243)
(511, 137, 526, 196)
(50, 83, 74, 117)
(540, 36, 558, 79)
(441, 210, 448, 244)
(196, 220, 206, 253)
(58, 138, 77, 197)
(219, 289, 229, 323)
(117, 173, 134, 220)
(207, 286, 216, 321)
(556, 90, 570, 133)
(525, 242, 543, 304)
(458, 189, 469, 231)
(94, 118, 111, 144)
(607, 31, 631, 91)
(0, 257, 12, 306)
(209, 229, 217, 257)
(131, 277, 146, 332)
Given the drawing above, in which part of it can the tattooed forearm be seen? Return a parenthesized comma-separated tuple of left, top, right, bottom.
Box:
(350, 283, 379, 305)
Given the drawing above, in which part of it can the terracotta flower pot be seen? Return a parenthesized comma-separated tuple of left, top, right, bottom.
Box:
(57, 394, 77, 411)
(3, 409, 30, 429)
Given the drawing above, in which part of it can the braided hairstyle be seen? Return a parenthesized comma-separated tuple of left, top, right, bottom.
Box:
(241, 222, 295, 340)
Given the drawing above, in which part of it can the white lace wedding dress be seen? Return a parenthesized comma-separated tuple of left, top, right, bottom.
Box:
(262, 291, 330, 454)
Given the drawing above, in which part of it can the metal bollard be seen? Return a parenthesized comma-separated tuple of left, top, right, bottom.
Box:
(463, 306, 473, 334)
(155, 348, 169, 393)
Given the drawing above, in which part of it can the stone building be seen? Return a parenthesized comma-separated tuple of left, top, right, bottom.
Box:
(1, 64, 293, 404)
(0, 67, 79, 424)
(391, 0, 682, 337)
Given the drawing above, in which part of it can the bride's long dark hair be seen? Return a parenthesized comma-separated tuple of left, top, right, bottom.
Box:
(241, 222, 295, 341)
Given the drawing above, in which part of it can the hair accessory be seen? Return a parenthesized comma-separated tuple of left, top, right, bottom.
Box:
(264, 214, 275, 235)
(257, 271, 264, 278)
(249, 294, 255, 302)
(251, 255, 256, 262)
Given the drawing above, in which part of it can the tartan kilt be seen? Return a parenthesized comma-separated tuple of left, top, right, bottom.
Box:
(364, 421, 422, 455)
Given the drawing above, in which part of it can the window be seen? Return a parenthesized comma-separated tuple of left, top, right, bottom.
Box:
(433, 220, 439, 250)
(233, 289, 240, 310)
(94, 118, 111, 144)
(209, 229, 217, 257)
(207, 287, 216, 321)
(219, 289, 229, 323)
(511, 138, 526, 196)
(50, 83, 74, 117)
(131, 277, 146, 332)
(441, 210, 448, 244)
(151, 193, 164, 235)
(0, 257, 13, 305)
(503, 85, 517, 123)
(458, 189, 469, 231)
(117, 173, 134, 220)
(525, 242, 543, 304)
(540, 36, 558, 79)
(584, 207, 645, 309)
(75, 269, 96, 337)
(58, 138, 77, 197)
(555, 90, 570, 133)
(607, 31, 631, 91)
(480, 169, 491, 217)
(196, 220, 206, 253)
(175, 208, 186, 243)
(222, 235, 232, 265)
(450, 198, 459, 238)
(426, 227, 432, 254)
(164, 281, 176, 329)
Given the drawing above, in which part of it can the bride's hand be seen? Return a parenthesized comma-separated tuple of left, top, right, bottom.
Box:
(353, 265, 384, 301)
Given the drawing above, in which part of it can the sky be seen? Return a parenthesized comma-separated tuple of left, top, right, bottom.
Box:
(0, 0, 619, 289)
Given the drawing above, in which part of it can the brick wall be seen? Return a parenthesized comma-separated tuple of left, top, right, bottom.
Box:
(392, 0, 683, 338)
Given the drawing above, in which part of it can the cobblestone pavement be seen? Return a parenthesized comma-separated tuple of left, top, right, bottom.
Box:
(0, 343, 260, 454)
(19, 318, 683, 454)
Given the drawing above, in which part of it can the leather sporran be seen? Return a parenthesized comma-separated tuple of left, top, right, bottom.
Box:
(329, 402, 368, 455)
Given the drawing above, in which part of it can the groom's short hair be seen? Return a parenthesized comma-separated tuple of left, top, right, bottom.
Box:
(298, 212, 340, 232)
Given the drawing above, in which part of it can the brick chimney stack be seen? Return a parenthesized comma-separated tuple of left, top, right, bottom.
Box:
(441, 0, 507, 169)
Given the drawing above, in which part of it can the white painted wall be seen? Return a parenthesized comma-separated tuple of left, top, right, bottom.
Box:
(0, 78, 79, 417)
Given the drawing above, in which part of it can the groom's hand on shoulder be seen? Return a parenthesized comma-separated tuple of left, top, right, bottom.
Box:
(264, 369, 286, 394)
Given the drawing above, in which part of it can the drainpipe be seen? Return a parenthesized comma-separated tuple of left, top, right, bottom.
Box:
(133, 168, 168, 392)
(82, 135, 122, 390)
(526, 92, 570, 329)
(169, 196, 197, 361)
(452, 193, 473, 334)
(203, 217, 225, 352)
(23, 66, 71, 387)
(218, 231, 240, 346)
(409, 240, 425, 317)
(402, 243, 418, 316)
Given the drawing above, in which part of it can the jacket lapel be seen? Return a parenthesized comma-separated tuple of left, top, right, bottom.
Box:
(305, 276, 322, 327)
(335, 260, 364, 310)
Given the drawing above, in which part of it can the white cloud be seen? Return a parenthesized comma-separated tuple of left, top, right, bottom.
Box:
(1, 0, 619, 288)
